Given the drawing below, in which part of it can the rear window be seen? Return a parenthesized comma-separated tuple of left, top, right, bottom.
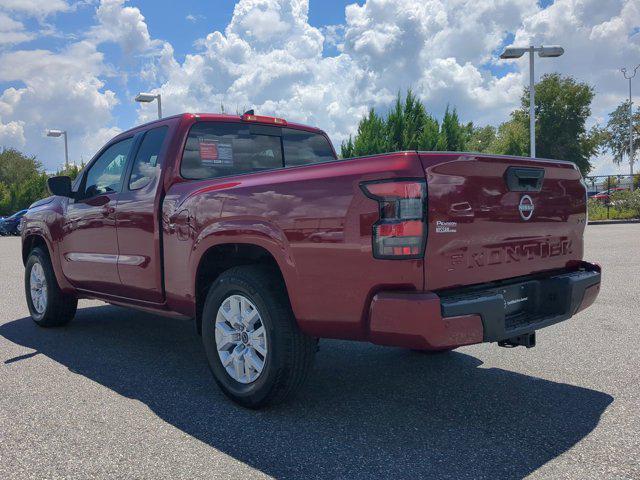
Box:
(181, 122, 283, 180)
(283, 128, 335, 166)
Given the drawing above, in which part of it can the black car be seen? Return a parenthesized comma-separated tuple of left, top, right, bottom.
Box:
(0, 209, 28, 236)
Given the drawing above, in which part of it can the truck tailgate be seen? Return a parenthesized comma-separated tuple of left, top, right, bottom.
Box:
(418, 153, 587, 291)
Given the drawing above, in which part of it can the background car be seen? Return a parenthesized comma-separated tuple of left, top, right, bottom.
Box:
(0, 209, 28, 236)
(591, 187, 627, 202)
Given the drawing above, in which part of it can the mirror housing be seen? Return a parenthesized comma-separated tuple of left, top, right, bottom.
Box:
(47, 176, 73, 198)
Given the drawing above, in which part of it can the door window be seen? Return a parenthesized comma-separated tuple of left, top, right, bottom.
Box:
(83, 137, 133, 198)
(129, 127, 168, 190)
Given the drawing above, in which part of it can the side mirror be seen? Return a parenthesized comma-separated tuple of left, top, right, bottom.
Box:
(47, 176, 73, 198)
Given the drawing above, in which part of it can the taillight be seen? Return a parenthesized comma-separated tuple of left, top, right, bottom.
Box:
(360, 179, 427, 259)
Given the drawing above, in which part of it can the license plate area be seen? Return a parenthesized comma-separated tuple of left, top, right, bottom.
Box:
(500, 282, 535, 317)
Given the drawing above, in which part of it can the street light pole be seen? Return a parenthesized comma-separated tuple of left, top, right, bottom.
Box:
(621, 65, 639, 189)
(63, 131, 69, 169)
(500, 45, 564, 158)
(135, 92, 162, 119)
(529, 46, 536, 158)
(46, 129, 69, 169)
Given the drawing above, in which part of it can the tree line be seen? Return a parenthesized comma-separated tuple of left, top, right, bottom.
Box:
(342, 73, 639, 178)
(1, 72, 638, 216)
(0, 149, 81, 216)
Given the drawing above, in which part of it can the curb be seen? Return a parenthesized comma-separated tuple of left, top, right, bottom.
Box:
(588, 219, 640, 225)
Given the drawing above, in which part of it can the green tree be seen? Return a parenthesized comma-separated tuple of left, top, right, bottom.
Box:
(0, 147, 42, 187)
(437, 106, 465, 151)
(601, 100, 640, 167)
(56, 162, 85, 181)
(0, 147, 49, 215)
(385, 93, 406, 152)
(466, 125, 497, 153)
(341, 108, 387, 157)
(519, 73, 598, 175)
(491, 111, 530, 156)
(341, 90, 467, 157)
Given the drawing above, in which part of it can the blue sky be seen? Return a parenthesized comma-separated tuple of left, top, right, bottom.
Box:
(1, 1, 366, 142)
(0, 0, 638, 174)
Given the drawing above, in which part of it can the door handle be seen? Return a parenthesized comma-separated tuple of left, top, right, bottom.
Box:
(102, 206, 116, 217)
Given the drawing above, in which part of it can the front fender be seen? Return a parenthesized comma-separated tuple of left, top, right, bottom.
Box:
(21, 199, 75, 293)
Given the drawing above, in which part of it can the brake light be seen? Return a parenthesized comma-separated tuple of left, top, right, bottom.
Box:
(360, 179, 427, 259)
(241, 113, 288, 126)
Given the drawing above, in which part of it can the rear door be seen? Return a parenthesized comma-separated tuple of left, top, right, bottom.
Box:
(420, 153, 587, 291)
(113, 126, 169, 303)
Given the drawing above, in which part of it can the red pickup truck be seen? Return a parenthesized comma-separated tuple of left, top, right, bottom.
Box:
(21, 112, 601, 408)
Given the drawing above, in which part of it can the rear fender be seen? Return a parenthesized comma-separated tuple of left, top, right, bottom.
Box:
(190, 219, 301, 315)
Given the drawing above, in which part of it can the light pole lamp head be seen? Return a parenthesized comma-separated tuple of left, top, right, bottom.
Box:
(621, 65, 640, 80)
(135, 92, 158, 103)
(500, 47, 527, 59)
(538, 45, 564, 58)
(46, 129, 65, 137)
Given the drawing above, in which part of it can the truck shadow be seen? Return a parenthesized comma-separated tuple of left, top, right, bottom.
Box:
(1, 305, 612, 479)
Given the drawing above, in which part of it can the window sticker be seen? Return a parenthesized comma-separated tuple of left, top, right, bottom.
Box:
(199, 139, 233, 167)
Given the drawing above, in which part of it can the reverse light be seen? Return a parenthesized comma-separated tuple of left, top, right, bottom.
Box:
(241, 113, 288, 126)
(360, 179, 427, 259)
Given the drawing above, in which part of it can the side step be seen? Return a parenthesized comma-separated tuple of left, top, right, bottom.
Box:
(498, 332, 536, 349)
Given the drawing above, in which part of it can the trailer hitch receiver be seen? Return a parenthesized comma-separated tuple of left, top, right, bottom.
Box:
(498, 332, 536, 349)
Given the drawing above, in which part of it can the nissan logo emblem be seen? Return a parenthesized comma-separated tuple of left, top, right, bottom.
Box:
(519, 195, 534, 221)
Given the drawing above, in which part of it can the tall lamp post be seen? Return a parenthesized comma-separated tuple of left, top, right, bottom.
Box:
(135, 92, 162, 119)
(46, 129, 69, 169)
(621, 65, 639, 190)
(500, 45, 564, 158)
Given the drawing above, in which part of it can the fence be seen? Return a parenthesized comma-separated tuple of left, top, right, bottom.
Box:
(584, 174, 639, 220)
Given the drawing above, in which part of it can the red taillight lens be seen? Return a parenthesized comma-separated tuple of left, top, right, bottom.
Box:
(361, 179, 427, 259)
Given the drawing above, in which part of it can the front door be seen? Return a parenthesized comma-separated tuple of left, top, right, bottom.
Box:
(60, 137, 134, 294)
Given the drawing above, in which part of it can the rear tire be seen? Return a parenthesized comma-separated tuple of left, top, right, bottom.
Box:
(202, 266, 316, 408)
(25, 247, 77, 327)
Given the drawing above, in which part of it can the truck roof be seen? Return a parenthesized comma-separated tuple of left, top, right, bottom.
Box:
(118, 112, 326, 137)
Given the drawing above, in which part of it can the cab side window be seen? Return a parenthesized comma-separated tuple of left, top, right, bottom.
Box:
(83, 137, 133, 198)
(129, 127, 168, 190)
(282, 128, 336, 166)
(181, 122, 283, 180)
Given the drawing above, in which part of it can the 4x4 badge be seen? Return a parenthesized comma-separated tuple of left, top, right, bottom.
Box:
(519, 195, 534, 221)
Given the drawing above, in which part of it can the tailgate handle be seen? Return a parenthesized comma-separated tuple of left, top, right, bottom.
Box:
(504, 167, 544, 192)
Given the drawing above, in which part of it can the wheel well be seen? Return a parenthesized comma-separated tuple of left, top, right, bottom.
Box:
(194, 243, 285, 335)
(22, 235, 49, 265)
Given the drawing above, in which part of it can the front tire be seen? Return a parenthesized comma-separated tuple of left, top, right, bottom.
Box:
(202, 266, 316, 408)
(25, 247, 77, 327)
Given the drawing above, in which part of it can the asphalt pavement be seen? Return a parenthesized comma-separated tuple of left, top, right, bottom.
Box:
(0, 226, 639, 479)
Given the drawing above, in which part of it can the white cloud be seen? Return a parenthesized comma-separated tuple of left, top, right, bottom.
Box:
(0, 12, 35, 45)
(0, 119, 25, 146)
(0, 40, 118, 169)
(186, 14, 204, 23)
(142, 0, 539, 145)
(89, 0, 158, 54)
(0, 0, 70, 17)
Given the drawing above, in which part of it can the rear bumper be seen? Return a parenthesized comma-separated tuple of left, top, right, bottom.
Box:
(368, 262, 601, 350)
